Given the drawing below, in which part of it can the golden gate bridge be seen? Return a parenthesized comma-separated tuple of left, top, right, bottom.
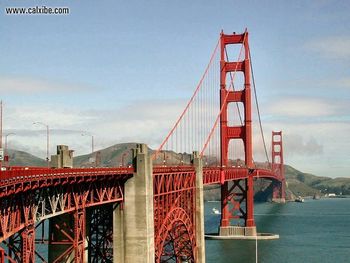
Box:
(0, 30, 285, 263)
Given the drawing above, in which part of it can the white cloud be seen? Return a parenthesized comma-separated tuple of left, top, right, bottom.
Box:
(305, 36, 350, 59)
(265, 97, 339, 118)
(284, 135, 323, 156)
(3, 99, 187, 157)
(0, 76, 94, 94)
(259, 120, 350, 177)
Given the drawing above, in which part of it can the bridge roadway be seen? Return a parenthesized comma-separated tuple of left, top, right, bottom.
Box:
(0, 157, 281, 262)
(0, 166, 278, 202)
(0, 166, 279, 236)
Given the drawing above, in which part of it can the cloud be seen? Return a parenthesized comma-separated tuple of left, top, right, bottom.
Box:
(284, 134, 323, 156)
(304, 36, 350, 59)
(0, 76, 94, 94)
(2, 99, 187, 156)
(265, 97, 339, 118)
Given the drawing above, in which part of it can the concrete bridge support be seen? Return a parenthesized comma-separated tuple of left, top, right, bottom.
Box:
(114, 144, 155, 263)
(193, 152, 206, 263)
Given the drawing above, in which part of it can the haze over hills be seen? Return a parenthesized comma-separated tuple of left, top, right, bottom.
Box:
(5, 143, 350, 198)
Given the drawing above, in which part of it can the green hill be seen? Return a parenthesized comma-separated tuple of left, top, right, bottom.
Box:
(285, 165, 350, 196)
(7, 149, 47, 167)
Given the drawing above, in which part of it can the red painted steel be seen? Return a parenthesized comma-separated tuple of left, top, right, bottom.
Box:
(153, 167, 196, 263)
(219, 30, 255, 228)
(87, 205, 113, 261)
(0, 248, 4, 263)
(21, 223, 35, 263)
(203, 167, 281, 185)
(74, 209, 85, 263)
(272, 131, 286, 200)
(0, 167, 131, 262)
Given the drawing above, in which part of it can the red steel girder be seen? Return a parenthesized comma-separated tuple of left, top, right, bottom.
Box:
(21, 223, 35, 263)
(73, 209, 85, 263)
(153, 170, 196, 263)
(0, 176, 125, 243)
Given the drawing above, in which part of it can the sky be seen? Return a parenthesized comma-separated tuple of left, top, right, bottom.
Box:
(0, 0, 349, 177)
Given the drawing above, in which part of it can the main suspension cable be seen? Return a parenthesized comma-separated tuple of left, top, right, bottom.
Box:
(248, 46, 270, 164)
(153, 37, 220, 159)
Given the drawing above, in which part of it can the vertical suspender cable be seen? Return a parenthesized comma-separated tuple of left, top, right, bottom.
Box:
(248, 47, 270, 164)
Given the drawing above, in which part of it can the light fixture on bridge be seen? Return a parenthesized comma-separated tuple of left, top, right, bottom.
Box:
(33, 122, 50, 168)
(81, 132, 94, 154)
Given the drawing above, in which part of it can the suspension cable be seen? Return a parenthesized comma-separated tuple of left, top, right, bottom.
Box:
(153, 37, 220, 159)
(248, 46, 270, 164)
(201, 30, 248, 157)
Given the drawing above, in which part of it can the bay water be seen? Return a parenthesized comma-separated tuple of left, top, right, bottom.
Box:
(205, 199, 350, 263)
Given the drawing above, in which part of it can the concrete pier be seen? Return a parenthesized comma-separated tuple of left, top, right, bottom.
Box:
(219, 226, 256, 236)
(50, 145, 74, 168)
(113, 204, 124, 263)
(114, 144, 155, 263)
(192, 152, 206, 263)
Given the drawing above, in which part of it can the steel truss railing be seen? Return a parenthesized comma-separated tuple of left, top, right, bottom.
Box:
(153, 168, 196, 263)
(0, 168, 132, 262)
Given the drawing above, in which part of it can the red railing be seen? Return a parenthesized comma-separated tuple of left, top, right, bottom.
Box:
(0, 167, 133, 183)
(203, 167, 280, 185)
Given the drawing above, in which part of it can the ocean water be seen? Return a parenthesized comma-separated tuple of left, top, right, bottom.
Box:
(205, 199, 350, 263)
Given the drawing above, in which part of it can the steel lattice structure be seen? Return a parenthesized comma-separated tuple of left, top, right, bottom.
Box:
(0, 168, 132, 262)
(153, 167, 196, 263)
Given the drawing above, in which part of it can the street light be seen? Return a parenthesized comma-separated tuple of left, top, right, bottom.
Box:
(33, 122, 49, 168)
(179, 153, 184, 166)
(120, 152, 128, 167)
(4, 133, 15, 164)
(81, 133, 94, 153)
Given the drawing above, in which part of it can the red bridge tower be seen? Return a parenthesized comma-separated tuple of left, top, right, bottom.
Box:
(272, 131, 286, 202)
(219, 30, 256, 236)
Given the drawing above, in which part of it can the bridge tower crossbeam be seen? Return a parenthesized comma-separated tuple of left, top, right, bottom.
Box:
(219, 30, 256, 236)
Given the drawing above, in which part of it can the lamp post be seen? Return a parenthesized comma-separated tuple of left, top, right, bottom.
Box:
(120, 152, 128, 167)
(81, 133, 94, 154)
(33, 122, 50, 168)
(4, 133, 15, 166)
(179, 153, 184, 166)
(163, 152, 167, 166)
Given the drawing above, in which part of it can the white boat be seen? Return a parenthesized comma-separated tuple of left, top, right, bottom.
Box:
(295, 196, 304, 203)
(212, 208, 221, 214)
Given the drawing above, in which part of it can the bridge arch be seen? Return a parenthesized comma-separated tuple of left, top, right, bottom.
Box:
(155, 207, 196, 263)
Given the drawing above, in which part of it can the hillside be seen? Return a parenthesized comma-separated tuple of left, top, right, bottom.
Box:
(6, 149, 47, 167)
(4, 144, 350, 198)
(285, 165, 350, 196)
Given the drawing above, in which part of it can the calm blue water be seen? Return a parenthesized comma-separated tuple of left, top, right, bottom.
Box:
(205, 199, 350, 263)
